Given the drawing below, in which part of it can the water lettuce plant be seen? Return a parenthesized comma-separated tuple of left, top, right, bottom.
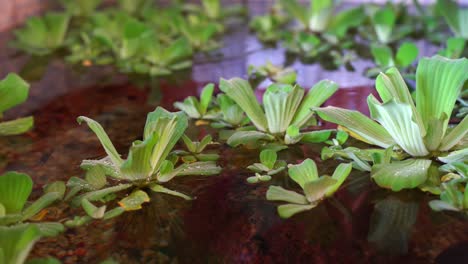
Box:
(266, 159, 352, 218)
(70, 107, 221, 224)
(174, 84, 216, 120)
(280, 0, 364, 36)
(362, 3, 412, 44)
(13, 13, 70, 55)
(315, 56, 468, 191)
(0, 224, 42, 264)
(246, 149, 286, 183)
(173, 134, 220, 163)
(366, 42, 419, 78)
(0, 74, 33, 136)
(219, 78, 338, 147)
(437, 37, 466, 59)
(61, 0, 102, 17)
(429, 178, 468, 214)
(248, 62, 297, 85)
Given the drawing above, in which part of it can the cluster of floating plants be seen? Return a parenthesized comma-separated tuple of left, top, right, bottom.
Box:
(12, 0, 244, 76)
(250, 0, 468, 79)
(1, 0, 467, 263)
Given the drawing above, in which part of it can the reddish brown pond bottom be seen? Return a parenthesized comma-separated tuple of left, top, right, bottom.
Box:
(1, 81, 467, 264)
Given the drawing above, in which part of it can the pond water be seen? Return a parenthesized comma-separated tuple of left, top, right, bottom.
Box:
(0, 17, 467, 264)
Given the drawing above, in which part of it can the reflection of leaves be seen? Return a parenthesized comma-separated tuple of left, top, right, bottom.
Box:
(19, 56, 52, 82)
(368, 197, 419, 255)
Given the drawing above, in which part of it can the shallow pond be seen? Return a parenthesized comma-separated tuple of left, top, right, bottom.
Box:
(0, 16, 467, 264)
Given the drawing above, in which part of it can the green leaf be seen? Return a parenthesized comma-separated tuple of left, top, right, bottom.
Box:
(438, 148, 468, 164)
(81, 198, 106, 219)
(0, 224, 41, 264)
(328, 6, 365, 38)
(291, 80, 338, 128)
(175, 161, 222, 177)
(143, 107, 188, 172)
(429, 200, 460, 212)
(372, 159, 431, 191)
(174, 97, 200, 119)
(77, 116, 123, 166)
(0, 117, 34, 136)
(219, 78, 268, 131)
(227, 131, 274, 147)
(288, 159, 318, 189)
(395, 42, 418, 68)
(373, 6, 396, 43)
(23, 192, 64, 220)
(371, 44, 393, 68)
(368, 97, 428, 157)
(440, 115, 468, 151)
(0, 73, 30, 114)
(84, 166, 107, 189)
(150, 184, 192, 200)
(263, 84, 304, 134)
(415, 56, 468, 136)
(266, 185, 308, 204)
(120, 135, 158, 180)
(0, 172, 32, 214)
(35, 222, 64, 237)
(303, 176, 337, 203)
(43, 181, 66, 200)
(118, 190, 150, 211)
(198, 135, 213, 152)
(260, 149, 277, 169)
(326, 163, 353, 196)
(277, 203, 316, 218)
(314, 106, 394, 148)
(199, 83, 214, 115)
(300, 130, 333, 143)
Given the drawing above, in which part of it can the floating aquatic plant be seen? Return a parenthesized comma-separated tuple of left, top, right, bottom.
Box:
(220, 78, 338, 147)
(437, 37, 466, 59)
(13, 12, 70, 55)
(69, 107, 221, 225)
(246, 149, 286, 183)
(248, 62, 297, 85)
(366, 42, 419, 78)
(0, 74, 33, 136)
(316, 56, 468, 191)
(429, 177, 468, 214)
(174, 84, 216, 120)
(266, 159, 352, 218)
(61, 0, 102, 17)
(173, 134, 220, 163)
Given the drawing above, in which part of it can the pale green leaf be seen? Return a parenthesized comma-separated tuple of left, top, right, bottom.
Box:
(368, 97, 428, 157)
(219, 78, 268, 131)
(266, 185, 308, 204)
(0, 73, 30, 113)
(143, 108, 188, 172)
(314, 106, 394, 148)
(395, 42, 418, 67)
(81, 198, 106, 219)
(118, 190, 150, 211)
(0, 172, 32, 214)
(0, 224, 41, 264)
(199, 83, 214, 115)
(260, 149, 277, 170)
(174, 161, 222, 177)
(372, 159, 431, 191)
(150, 184, 192, 200)
(439, 115, 468, 151)
(120, 135, 158, 180)
(77, 116, 123, 166)
(371, 44, 393, 68)
(438, 148, 468, 164)
(303, 176, 337, 203)
(326, 163, 353, 196)
(263, 84, 304, 134)
(291, 80, 338, 128)
(288, 159, 318, 189)
(277, 203, 316, 218)
(0, 116, 33, 136)
(227, 131, 274, 147)
(415, 56, 468, 135)
(300, 130, 333, 143)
